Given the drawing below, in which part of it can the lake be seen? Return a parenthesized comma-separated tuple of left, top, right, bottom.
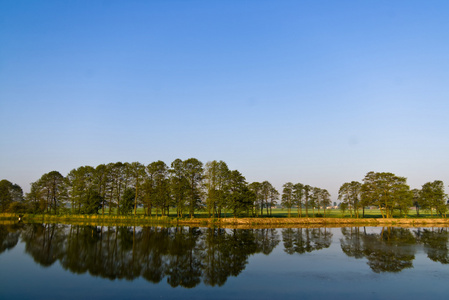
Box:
(1, 224, 448, 299)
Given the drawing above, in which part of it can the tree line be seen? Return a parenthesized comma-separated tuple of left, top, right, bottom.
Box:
(1, 162, 447, 218)
(338, 172, 448, 218)
(0, 159, 329, 218)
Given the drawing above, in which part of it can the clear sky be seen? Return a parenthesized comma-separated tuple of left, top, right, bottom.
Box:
(1, 0, 448, 201)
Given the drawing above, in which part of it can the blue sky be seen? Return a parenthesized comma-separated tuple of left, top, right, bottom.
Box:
(1, 0, 448, 200)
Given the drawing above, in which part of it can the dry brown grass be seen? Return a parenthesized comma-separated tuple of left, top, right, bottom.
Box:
(177, 217, 449, 228)
(9, 214, 449, 228)
(0, 213, 19, 220)
(0, 220, 17, 225)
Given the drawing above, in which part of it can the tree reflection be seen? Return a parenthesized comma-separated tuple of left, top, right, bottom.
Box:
(340, 227, 416, 273)
(3, 224, 449, 283)
(62, 225, 103, 277)
(282, 228, 333, 254)
(6, 224, 279, 288)
(21, 223, 67, 267)
(0, 223, 22, 254)
(165, 227, 202, 288)
(340, 227, 365, 259)
(254, 228, 280, 255)
(415, 228, 449, 264)
(201, 228, 272, 286)
(364, 227, 415, 273)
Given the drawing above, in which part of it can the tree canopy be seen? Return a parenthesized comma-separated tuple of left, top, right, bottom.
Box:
(1, 162, 447, 218)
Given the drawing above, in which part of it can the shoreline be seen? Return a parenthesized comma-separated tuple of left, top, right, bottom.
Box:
(2, 213, 449, 228)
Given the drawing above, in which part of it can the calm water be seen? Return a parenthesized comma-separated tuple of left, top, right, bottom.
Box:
(1, 224, 449, 300)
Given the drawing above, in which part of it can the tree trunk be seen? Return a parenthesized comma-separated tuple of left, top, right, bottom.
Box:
(305, 199, 308, 217)
(134, 183, 139, 216)
(266, 197, 269, 216)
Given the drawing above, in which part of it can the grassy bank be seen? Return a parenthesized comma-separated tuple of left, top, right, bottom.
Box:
(2, 212, 449, 228)
(0, 213, 19, 220)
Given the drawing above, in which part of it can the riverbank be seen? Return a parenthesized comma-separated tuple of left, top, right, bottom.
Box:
(2, 213, 449, 228)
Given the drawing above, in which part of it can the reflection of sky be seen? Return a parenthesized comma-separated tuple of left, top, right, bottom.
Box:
(1, 1, 448, 201)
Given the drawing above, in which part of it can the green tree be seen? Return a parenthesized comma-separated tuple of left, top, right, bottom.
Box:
(394, 184, 413, 217)
(292, 183, 304, 217)
(310, 187, 320, 217)
(110, 162, 126, 215)
(420, 180, 448, 217)
(104, 163, 117, 215)
(25, 181, 44, 213)
(268, 186, 279, 216)
(248, 182, 262, 217)
(204, 161, 230, 218)
(319, 189, 331, 217)
(67, 166, 95, 214)
(260, 181, 275, 216)
(227, 170, 253, 217)
(281, 182, 294, 217)
(411, 188, 421, 216)
(183, 158, 204, 218)
(340, 202, 348, 217)
(32, 171, 68, 214)
(120, 188, 135, 215)
(338, 181, 362, 218)
(361, 171, 410, 218)
(0, 180, 24, 212)
(169, 159, 189, 218)
(80, 187, 103, 214)
(304, 185, 311, 217)
(94, 164, 110, 216)
(129, 162, 146, 216)
(147, 161, 171, 216)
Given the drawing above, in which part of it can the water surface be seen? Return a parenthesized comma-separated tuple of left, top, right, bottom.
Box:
(0, 224, 448, 299)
